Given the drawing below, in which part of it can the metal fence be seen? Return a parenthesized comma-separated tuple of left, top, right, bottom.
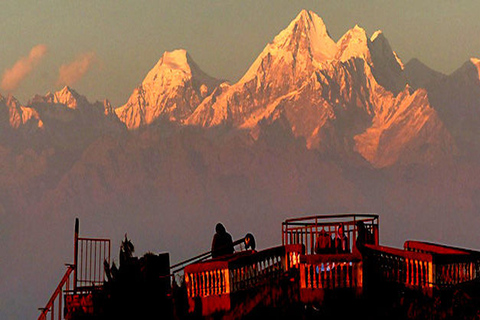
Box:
(38, 219, 111, 320)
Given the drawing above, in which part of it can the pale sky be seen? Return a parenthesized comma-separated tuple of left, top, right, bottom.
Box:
(1, 0, 479, 106)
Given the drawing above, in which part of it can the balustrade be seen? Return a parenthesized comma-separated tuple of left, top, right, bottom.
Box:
(435, 261, 476, 286)
(405, 241, 480, 287)
(282, 214, 379, 255)
(300, 254, 362, 290)
(365, 244, 435, 295)
(185, 245, 303, 300)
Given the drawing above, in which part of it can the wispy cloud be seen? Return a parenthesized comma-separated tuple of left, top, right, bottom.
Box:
(1, 44, 48, 92)
(57, 52, 97, 86)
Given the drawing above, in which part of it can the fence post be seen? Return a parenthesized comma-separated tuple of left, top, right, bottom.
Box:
(300, 264, 306, 289)
(428, 261, 434, 288)
(224, 269, 230, 294)
(73, 218, 79, 292)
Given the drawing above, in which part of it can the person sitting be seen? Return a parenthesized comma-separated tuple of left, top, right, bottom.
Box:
(211, 223, 234, 258)
(315, 229, 330, 254)
(335, 223, 349, 253)
(315, 229, 332, 254)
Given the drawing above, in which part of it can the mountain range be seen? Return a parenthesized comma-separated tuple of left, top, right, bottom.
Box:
(3, 10, 479, 168)
(2, 10, 480, 319)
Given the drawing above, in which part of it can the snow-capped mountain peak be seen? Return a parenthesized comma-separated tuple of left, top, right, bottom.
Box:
(272, 9, 337, 62)
(142, 49, 221, 95)
(239, 10, 337, 85)
(158, 49, 191, 72)
(116, 49, 223, 129)
(335, 25, 405, 92)
(336, 24, 370, 62)
(142, 50, 191, 85)
(52, 86, 89, 109)
(0, 93, 43, 130)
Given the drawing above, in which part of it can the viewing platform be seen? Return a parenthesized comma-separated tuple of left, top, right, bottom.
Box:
(39, 214, 480, 320)
(183, 214, 480, 317)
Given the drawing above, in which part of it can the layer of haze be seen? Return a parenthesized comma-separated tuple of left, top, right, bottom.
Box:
(0, 0, 479, 106)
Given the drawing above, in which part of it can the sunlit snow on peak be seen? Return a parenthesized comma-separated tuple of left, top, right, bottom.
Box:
(336, 25, 370, 62)
(371, 30, 383, 42)
(470, 57, 480, 80)
(274, 9, 337, 62)
(160, 49, 191, 73)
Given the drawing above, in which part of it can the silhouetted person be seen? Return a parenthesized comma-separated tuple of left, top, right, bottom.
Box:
(356, 221, 367, 252)
(211, 223, 234, 258)
(335, 223, 349, 253)
(315, 229, 332, 254)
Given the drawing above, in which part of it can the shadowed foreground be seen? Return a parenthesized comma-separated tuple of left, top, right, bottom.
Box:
(41, 215, 480, 320)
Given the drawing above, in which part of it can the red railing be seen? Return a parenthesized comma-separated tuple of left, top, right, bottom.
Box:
(38, 219, 111, 320)
(300, 252, 363, 288)
(363, 241, 480, 296)
(184, 244, 303, 315)
(74, 219, 111, 290)
(405, 241, 480, 287)
(228, 244, 302, 292)
(364, 244, 435, 295)
(282, 214, 379, 255)
(435, 261, 476, 286)
(75, 236, 111, 289)
(37, 265, 75, 320)
(405, 241, 472, 255)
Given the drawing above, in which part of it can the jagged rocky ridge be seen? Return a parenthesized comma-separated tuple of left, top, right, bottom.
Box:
(111, 10, 476, 168)
(3, 10, 480, 168)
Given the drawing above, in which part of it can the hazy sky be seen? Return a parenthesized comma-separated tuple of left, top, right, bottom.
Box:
(1, 0, 479, 106)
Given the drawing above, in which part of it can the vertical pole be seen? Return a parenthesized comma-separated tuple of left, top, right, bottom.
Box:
(94, 241, 97, 285)
(58, 289, 62, 320)
(406, 259, 410, 287)
(89, 240, 93, 287)
(74, 218, 79, 292)
(428, 261, 433, 288)
(312, 226, 318, 254)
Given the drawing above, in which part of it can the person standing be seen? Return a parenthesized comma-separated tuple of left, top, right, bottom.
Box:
(335, 223, 349, 253)
(211, 223, 234, 258)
